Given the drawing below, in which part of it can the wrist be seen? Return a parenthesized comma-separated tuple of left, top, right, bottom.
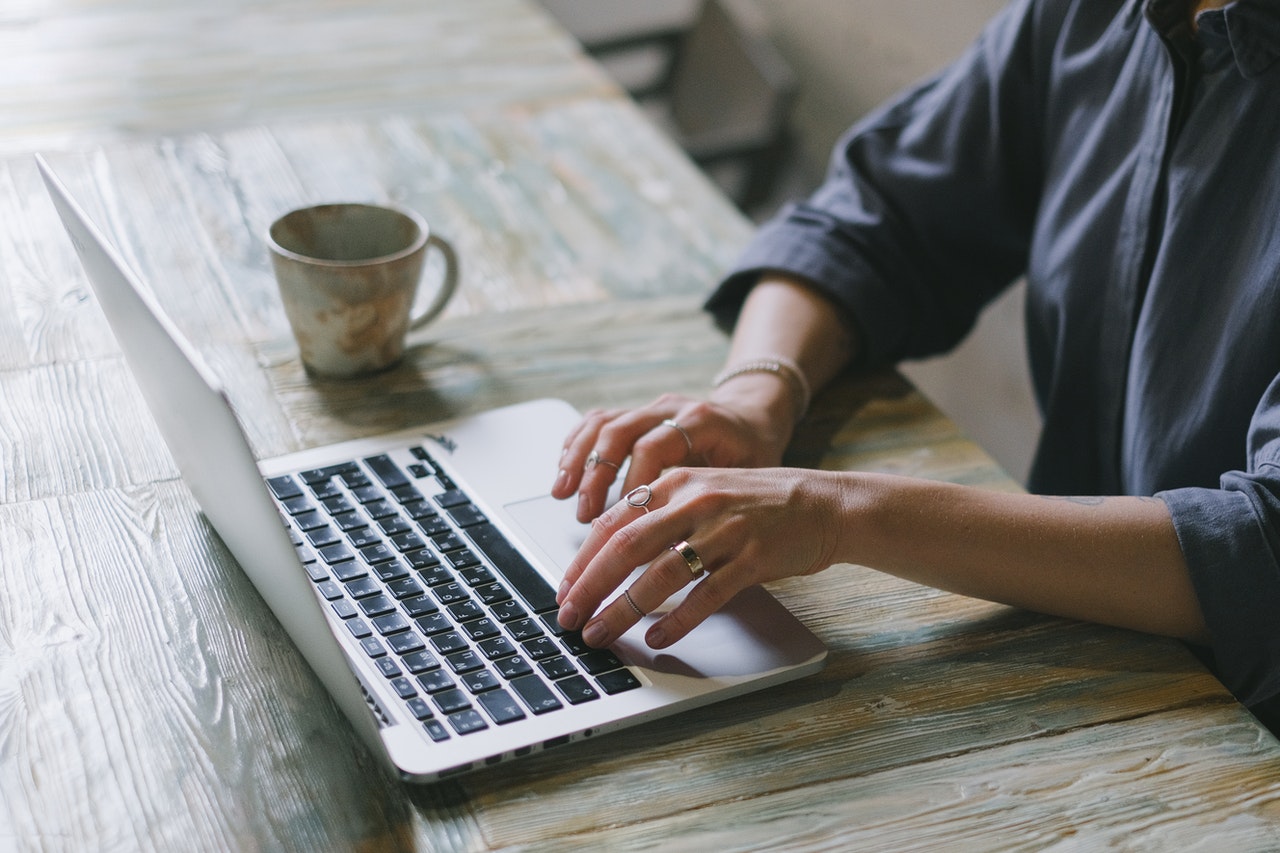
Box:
(712, 354, 811, 422)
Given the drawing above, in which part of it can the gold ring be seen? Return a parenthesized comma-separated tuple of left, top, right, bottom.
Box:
(661, 418, 694, 453)
(671, 540, 705, 579)
(622, 588, 646, 618)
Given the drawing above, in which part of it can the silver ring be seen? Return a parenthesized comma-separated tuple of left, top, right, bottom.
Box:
(622, 588, 646, 618)
(625, 484, 653, 512)
(586, 450, 620, 471)
(671, 540, 705, 579)
(661, 418, 694, 453)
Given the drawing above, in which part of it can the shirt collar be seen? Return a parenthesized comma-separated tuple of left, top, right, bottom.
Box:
(1145, 0, 1280, 77)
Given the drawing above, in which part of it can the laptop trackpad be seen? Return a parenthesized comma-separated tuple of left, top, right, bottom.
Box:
(505, 494, 816, 678)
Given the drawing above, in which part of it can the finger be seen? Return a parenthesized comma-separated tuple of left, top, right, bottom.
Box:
(644, 565, 743, 648)
(552, 408, 623, 500)
(578, 540, 708, 648)
(556, 491, 650, 608)
(574, 407, 686, 522)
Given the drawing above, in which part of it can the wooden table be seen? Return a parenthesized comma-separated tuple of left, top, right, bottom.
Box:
(4, 1, 1280, 849)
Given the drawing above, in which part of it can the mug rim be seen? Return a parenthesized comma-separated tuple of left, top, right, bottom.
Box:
(266, 202, 430, 268)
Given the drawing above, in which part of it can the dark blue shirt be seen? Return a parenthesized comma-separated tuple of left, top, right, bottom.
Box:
(708, 0, 1280, 715)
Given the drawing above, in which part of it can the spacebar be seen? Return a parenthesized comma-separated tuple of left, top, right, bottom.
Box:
(466, 522, 559, 613)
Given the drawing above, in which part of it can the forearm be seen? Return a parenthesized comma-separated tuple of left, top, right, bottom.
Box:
(838, 473, 1210, 643)
(709, 273, 858, 434)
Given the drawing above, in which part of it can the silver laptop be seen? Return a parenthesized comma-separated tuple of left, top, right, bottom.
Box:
(38, 154, 827, 782)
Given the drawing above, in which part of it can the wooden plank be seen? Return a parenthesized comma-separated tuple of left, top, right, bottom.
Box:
(0, 0, 615, 156)
(512, 705, 1280, 850)
(0, 486, 486, 850)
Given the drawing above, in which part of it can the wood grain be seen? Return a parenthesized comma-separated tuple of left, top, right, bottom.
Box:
(4, 0, 1280, 850)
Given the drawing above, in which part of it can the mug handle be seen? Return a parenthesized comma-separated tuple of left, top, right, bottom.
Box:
(408, 233, 460, 330)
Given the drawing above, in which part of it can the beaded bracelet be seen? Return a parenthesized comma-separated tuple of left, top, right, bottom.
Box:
(711, 355, 812, 421)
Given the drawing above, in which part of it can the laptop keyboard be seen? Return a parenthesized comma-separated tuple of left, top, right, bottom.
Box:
(266, 444, 640, 744)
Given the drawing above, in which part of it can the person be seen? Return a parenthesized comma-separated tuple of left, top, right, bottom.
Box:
(550, 0, 1280, 731)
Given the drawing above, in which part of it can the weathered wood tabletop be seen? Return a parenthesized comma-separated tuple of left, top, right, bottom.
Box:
(3, 1, 1279, 850)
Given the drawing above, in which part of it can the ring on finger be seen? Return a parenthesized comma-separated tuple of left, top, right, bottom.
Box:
(670, 539, 705, 579)
(585, 449, 621, 471)
(625, 484, 653, 512)
(661, 418, 694, 454)
(622, 587, 646, 618)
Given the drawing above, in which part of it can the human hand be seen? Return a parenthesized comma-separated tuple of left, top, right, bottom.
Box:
(554, 466, 848, 649)
(551, 391, 794, 524)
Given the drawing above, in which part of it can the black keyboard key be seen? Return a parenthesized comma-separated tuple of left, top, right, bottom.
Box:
(345, 577, 380, 599)
(372, 612, 411, 635)
(348, 619, 373, 640)
(491, 600, 527, 623)
(293, 510, 327, 532)
(351, 484, 383, 504)
(445, 649, 485, 674)
(358, 594, 396, 617)
(359, 543, 397, 564)
(390, 677, 417, 699)
(348, 528, 382, 549)
(417, 515, 452, 537)
(478, 636, 519, 661)
(446, 549, 482, 570)
(403, 500, 438, 520)
(316, 580, 344, 601)
(433, 583, 471, 605)
(458, 565, 495, 586)
(393, 483, 425, 502)
(423, 719, 451, 742)
(365, 500, 398, 520)
(373, 560, 410, 583)
(267, 475, 303, 500)
(477, 689, 527, 724)
(406, 464, 431, 480)
(460, 618, 500, 641)
(415, 614, 452, 636)
(387, 632, 426, 656)
(462, 669, 501, 694)
(303, 561, 328, 582)
(359, 635, 385, 657)
(319, 543, 356, 565)
(466, 522, 558, 613)
(404, 548, 442, 571)
(417, 669, 455, 694)
(364, 454, 410, 488)
(433, 688, 472, 715)
(560, 632, 591, 656)
(323, 495, 355, 515)
(310, 479, 343, 501)
(431, 630, 469, 655)
(406, 697, 434, 720)
(431, 531, 465, 553)
(474, 582, 512, 606)
(331, 599, 358, 620)
(510, 675, 563, 714)
(378, 516, 413, 536)
(387, 577, 425, 600)
(577, 650, 625, 675)
(305, 526, 340, 549)
(448, 600, 484, 622)
(596, 668, 643, 695)
(447, 709, 488, 735)
(494, 655, 534, 679)
(539, 655, 578, 681)
(402, 650, 440, 674)
(282, 495, 315, 516)
(332, 561, 368, 583)
(434, 489, 470, 508)
(391, 531, 427, 552)
(522, 637, 559, 661)
(506, 619, 544, 642)
(375, 657, 402, 678)
(555, 675, 600, 705)
(402, 595, 438, 618)
(448, 504, 487, 528)
(332, 511, 366, 533)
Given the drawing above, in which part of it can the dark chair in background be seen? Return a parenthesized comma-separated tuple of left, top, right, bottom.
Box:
(540, 0, 797, 214)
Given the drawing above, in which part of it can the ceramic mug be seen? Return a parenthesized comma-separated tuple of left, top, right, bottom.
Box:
(267, 202, 459, 378)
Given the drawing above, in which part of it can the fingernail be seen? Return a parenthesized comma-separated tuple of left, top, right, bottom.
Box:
(582, 620, 608, 647)
(646, 625, 667, 648)
(556, 577, 571, 603)
(577, 491, 595, 520)
(558, 600, 579, 629)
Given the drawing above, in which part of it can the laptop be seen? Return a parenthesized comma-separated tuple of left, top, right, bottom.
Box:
(37, 154, 827, 782)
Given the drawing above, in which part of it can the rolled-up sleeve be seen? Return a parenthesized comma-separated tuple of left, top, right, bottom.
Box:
(1159, 373, 1280, 708)
(706, 0, 1045, 367)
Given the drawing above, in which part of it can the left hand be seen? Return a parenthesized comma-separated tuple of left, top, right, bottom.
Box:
(555, 465, 848, 649)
